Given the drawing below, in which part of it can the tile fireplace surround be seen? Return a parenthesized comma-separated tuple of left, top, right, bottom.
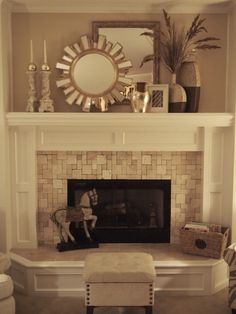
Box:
(37, 151, 202, 245)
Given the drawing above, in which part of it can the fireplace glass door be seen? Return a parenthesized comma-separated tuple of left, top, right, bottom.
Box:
(67, 179, 171, 243)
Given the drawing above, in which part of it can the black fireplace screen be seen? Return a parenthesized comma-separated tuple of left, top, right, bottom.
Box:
(67, 179, 171, 243)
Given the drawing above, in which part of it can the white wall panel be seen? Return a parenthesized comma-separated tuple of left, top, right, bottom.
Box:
(210, 131, 224, 184)
(203, 128, 224, 224)
(16, 192, 30, 241)
(14, 131, 31, 183)
(155, 272, 204, 291)
(37, 127, 116, 151)
(10, 126, 37, 248)
(37, 126, 201, 152)
(124, 128, 199, 151)
(209, 192, 223, 223)
(34, 272, 85, 291)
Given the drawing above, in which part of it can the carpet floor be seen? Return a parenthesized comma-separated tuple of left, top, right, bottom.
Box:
(14, 288, 231, 314)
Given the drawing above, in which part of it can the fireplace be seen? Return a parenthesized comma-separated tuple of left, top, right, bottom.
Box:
(37, 151, 202, 246)
(67, 179, 171, 243)
(3, 113, 233, 252)
(5, 112, 231, 297)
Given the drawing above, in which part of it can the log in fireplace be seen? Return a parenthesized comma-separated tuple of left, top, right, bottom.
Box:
(68, 179, 171, 243)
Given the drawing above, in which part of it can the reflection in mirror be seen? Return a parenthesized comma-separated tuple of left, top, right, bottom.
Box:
(92, 21, 160, 84)
(98, 28, 153, 83)
(73, 53, 117, 95)
(56, 35, 132, 112)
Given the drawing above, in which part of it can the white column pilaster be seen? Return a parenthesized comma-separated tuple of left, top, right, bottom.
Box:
(202, 127, 229, 226)
(10, 126, 37, 248)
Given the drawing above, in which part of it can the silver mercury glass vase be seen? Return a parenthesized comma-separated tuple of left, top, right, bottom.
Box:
(131, 82, 150, 113)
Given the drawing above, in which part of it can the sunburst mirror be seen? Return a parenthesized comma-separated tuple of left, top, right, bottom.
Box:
(56, 34, 133, 112)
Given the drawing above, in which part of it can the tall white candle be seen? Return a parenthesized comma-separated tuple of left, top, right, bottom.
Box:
(43, 39, 47, 64)
(30, 39, 33, 63)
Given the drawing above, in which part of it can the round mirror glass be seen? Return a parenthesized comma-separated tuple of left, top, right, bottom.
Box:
(73, 53, 117, 96)
(56, 34, 133, 111)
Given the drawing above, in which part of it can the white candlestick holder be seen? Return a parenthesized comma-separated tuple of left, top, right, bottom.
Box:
(39, 63, 54, 112)
(26, 63, 37, 112)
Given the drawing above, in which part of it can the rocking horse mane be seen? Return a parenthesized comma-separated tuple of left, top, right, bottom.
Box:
(79, 189, 98, 208)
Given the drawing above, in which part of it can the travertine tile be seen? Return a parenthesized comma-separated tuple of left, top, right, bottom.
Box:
(102, 170, 112, 179)
(37, 151, 202, 245)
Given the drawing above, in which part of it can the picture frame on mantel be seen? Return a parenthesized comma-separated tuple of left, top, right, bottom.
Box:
(147, 84, 169, 113)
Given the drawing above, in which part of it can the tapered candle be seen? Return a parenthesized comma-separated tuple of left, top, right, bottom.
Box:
(43, 39, 47, 64)
(30, 39, 33, 63)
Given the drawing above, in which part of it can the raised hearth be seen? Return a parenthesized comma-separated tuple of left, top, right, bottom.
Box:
(9, 244, 229, 297)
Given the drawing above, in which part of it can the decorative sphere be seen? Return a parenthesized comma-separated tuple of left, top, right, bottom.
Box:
(28, 63, 37, 71)
(41, 63, 50, 71)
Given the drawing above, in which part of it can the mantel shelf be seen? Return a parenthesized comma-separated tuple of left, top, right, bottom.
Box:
(6, 112, 234, 128)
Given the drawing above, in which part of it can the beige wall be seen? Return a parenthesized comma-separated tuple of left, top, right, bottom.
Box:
(12, 13, 227, 112)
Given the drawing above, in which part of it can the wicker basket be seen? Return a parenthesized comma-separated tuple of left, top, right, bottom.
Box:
(179, 227, 229, 259)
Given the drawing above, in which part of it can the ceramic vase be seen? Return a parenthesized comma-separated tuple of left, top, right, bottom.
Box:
(131, 82, 150, 113)
(178, 60, 201, 112)
(168, 73, 187, 112)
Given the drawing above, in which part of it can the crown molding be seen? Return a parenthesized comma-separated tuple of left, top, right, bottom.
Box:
(6, 0, 235, 14)
(1, 0, 13, 11)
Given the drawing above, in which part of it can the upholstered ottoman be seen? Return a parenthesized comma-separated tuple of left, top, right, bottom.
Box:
(84, 252, 155, 314)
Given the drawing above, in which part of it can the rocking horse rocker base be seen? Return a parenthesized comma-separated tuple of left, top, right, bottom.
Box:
(56, 240, 99, 252)
(56, 220, 100, 252)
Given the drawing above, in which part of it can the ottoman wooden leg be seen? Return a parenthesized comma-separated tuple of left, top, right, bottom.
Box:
(144, 306, 153, 314)
(86, 306, 95, 314)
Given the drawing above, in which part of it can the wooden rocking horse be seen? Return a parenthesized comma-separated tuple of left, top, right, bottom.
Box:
(50, 188, 99, 251)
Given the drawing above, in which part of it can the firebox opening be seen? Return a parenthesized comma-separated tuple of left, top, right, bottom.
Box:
(67, 179, 171, 243)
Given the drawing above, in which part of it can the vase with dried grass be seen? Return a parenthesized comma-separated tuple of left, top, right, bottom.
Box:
(141, 10, 221, 112)
(162, 10, 221, 112)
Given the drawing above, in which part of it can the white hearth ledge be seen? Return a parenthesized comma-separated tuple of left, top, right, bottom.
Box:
(10, 251, 228, 297)
(6, 112, 234, 127)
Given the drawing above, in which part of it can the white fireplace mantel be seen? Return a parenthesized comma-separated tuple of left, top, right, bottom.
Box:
(6, 112, 233, 127)
(5, 111, 235, 249)
(6, 112, 234, 152)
